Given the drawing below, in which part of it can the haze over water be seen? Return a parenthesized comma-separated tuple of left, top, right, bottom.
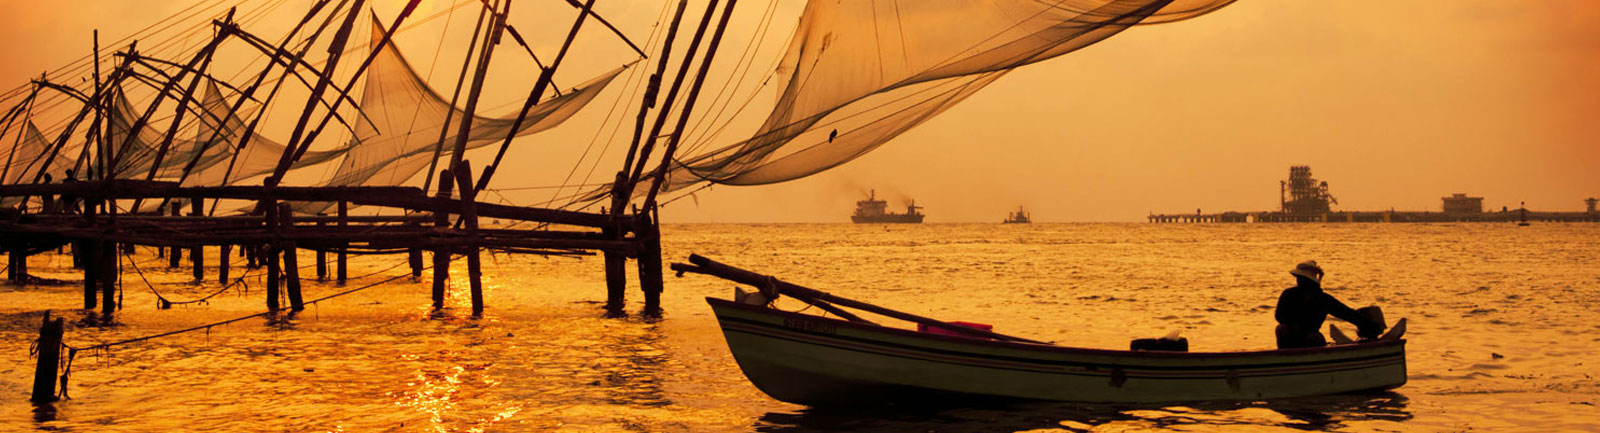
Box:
(0, 223, 1595, 432)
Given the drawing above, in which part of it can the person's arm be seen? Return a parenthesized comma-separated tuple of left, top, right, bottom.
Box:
(1320, 293, 1384, 338)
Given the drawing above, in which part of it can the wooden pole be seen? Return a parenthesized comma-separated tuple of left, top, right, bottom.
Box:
(265, 200, 279, 312)
(315, 214, 327, 281)
(636, 220, 663, 315)
(279, 203, 304, 311)
(674, 255, 1048, 344)
(453, 162, 484, 315)
(336, 200, 348, 286)
(81, 200, 98, 310)
(191, 198, 203, 282)
(408, 248, 423, 279)
(431, 169, 454, 310)
(168, 203, 183, 268)
(219, 244, 231, 284)
(99, 238, 115, 317)
(30, 310, 64, 403)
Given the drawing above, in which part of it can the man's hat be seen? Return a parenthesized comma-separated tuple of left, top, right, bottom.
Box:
(1290, 260, 1324, 281)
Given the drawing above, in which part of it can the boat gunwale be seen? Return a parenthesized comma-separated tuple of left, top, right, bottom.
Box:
(706, 297, 1405, 360)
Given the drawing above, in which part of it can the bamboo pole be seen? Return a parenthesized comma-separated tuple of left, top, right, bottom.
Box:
(675, 255, 1047, 344)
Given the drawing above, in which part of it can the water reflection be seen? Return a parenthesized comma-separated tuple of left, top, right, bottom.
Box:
(754, 392, 1411, 432)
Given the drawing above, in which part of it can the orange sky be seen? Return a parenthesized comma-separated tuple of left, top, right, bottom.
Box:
(2, 1, 1597, 222)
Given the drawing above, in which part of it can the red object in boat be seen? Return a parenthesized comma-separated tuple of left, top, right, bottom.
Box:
(917, 321, 993, 337)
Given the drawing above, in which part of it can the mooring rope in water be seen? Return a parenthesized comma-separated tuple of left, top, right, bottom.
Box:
(47, 259, 418, 398)
(122, 249, 257, 309)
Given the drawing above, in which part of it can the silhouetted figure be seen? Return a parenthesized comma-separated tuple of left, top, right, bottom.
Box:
(1274, 261, 1384, 349)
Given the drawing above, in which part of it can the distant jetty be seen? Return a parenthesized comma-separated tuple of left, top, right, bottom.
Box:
(1149, 166, 1599, 223)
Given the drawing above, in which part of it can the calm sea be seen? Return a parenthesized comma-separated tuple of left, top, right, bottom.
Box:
(0, 223, 1596, 432)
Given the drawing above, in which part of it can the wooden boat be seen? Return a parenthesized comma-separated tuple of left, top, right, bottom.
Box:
(708, 297, 1406, 406)
(676, 255, 1407, 406)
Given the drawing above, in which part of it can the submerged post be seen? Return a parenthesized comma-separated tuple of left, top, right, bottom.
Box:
(454, 162, 484, 315)
(219, 244, 231, 284)
(81, 201, 98, 310)
(336, 200, 348, 286)
(30, 311, 64, 403)
(315, 215, 327, 281)
(191, 198, 203, 282)
(603, 171, 628, 315)
(265, 200, 280, 312)
(431, 169, 454, 310)
(99, 239, 115, 317)
(279, 204, 304, 312)
(168, 202, 182, 268)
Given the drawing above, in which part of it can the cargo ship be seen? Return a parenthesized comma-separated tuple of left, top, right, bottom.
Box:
(851, 190, 924, 223)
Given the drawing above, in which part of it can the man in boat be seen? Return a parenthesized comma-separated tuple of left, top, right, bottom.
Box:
(1274, 260, 1385, 349)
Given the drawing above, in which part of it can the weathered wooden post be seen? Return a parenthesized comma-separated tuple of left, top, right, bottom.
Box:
(279, 204, 304, 312)
(81, 200, 98, 310)
(336, 200, 348, 286)
(99, 238, 115, 317)
(407, 248, 423, 279)
(191, 198, 203, 282)
(315, 214, 327, 281)
(604, 171, 628, 315)
(168, 202, 182, 268)
(454, 162, 484, 315)
(30, 310, 64, 403)
(264, 200, 280, 312)
(431, 169, 454, 310)
(218, 244, 231, 284)
(636, 219, 664, 316)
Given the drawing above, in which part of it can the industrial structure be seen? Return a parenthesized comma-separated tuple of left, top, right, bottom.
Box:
(1149, 166, 1599, 223)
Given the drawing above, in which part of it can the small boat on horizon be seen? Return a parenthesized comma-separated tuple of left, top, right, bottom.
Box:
(674, 255, 1408, 407)
(1004, 206, 1031, 224)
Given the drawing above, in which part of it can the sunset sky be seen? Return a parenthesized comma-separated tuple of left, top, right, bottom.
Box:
(2, 0, 1596, 222)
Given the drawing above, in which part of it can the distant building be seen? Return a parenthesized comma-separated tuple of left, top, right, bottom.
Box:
(1441, 193, 1483, 215)
(1587, 197, 1597, 213)
(1280, 165, 1336, 215)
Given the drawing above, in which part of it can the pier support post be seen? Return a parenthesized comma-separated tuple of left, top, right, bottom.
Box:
(191, 199, 203, 282)
(431, 169, 454, 310)
(81, 201, 98, 310)
(168, 203, 182, 268)
(454, 163, 485, 316)
(408, 249, 423, 279)
(30, 311, 64, 403)
(99, 239, 115, 317)
(636, 218, 664, 316)
(604, 172, 628, 316)
(336, 201, 348, 286)
(279, 204, 304, 312)
(219, 244, 231, 284)
(265, 201, 280, 312)
(81, 240, 96, 310)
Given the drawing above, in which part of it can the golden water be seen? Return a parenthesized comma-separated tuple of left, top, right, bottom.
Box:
(0, 223, 1595, 432)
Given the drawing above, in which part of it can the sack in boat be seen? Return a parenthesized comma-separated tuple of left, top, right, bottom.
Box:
(1131, 336, 1189, 352)
(917, 321, 993, 338)
(734, 287, 771, 306)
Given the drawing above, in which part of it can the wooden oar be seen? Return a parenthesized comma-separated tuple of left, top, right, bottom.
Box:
(672, 254, 1049, 345)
